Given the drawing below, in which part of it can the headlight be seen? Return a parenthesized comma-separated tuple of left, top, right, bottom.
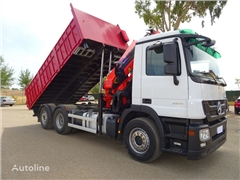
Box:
(199, 128, 210, 142)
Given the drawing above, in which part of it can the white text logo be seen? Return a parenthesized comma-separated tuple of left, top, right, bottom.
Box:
(12, 164, 50, 172)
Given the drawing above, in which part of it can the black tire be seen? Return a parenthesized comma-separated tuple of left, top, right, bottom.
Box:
(39, 105, 54, 129)
(10, 104, 13, 106)
(123, 117, 162, 162)
(234, 108, 238, 114)
(53, 107, 72, 135)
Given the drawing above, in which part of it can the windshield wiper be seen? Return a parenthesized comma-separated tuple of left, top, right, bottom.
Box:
(200, 71, 227, 87)
(200, 71, 218, 84)
(216, 77, 227, 86)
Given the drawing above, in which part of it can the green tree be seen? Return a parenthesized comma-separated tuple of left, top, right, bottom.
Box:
(90, 83, 100, 94)
(135, 0, 227, 32)
(90, 77, 107, 94)
(18, 69, 33, 90)
(235, 78, 240, 89)
(0, 56, 15, 88)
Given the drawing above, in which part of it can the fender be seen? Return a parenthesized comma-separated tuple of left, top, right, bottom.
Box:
(118, 105, 165, 139)
(52, 104, 78, 116)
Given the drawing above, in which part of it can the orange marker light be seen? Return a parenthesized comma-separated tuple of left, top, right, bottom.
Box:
(117, 118, 120, 123)
(188, 130, 195, 136)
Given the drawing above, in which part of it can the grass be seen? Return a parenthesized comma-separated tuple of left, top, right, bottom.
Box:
(228, 101, 234, 106)
(0, 89, 26, 105)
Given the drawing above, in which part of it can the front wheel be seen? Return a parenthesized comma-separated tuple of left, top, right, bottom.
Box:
(123, 117, 162, 162)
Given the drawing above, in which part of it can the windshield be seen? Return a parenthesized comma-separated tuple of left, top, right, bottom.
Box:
(185, 38, 226, 86)
(187, 45, 220, 75)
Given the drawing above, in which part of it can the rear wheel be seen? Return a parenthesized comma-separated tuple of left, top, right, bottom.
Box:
(39, 106, 53, 129)
(53, 107, 72, 134)
(123, 117, 162, 162)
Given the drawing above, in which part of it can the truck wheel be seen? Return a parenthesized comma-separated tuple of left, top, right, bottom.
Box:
(39, 106, 53, 129)
(53, 107, 72, 135)
(123, 117, 162, 162)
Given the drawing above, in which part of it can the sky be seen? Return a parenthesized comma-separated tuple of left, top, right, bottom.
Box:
(0, 0, 239, 90)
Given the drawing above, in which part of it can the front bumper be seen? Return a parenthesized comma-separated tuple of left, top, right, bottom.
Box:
(187, 118, 227, 160)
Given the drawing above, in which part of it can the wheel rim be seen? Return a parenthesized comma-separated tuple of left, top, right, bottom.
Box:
(129, 127, 150, 154)
(41, 111, 48, 125)
(56, 113, 64, 129)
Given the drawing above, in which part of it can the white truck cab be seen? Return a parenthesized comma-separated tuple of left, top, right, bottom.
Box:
(126, 29, 227, 160)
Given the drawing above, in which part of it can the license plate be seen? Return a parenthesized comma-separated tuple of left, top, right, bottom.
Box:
(217, 125, 223, 134)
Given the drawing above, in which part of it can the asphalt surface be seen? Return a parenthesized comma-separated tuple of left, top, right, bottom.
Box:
(1, 105, 239, 180)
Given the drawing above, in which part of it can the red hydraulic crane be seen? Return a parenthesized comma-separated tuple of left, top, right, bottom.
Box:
(103, 29, 159, 113)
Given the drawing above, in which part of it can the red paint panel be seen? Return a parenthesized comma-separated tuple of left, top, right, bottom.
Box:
(26, 19, 82, 109)
(71, 4, 128, 50)
(25, 5, 129, 109)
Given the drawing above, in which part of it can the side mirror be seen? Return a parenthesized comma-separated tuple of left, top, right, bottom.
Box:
(163, 43, 179, 85)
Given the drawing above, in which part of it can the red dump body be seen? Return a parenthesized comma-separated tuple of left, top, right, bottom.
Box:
(25, 4, 129, 111)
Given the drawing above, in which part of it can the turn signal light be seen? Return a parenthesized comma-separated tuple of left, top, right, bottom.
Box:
(188, 130, 195, 136)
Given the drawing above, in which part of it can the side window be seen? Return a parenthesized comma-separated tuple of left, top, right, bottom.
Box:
(146, 45, 167, 76)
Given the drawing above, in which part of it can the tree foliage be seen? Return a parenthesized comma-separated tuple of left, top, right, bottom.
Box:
(0, 56, 15, 88)
(135, 0, 227, 32)
(18, 69, 33, 90)
(235, 78, 240, 90)
(90, 77, 106, 94)
(90, 83, 100, 94)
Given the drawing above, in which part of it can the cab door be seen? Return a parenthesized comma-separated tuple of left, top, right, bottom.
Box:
(140, 37, 188, 118)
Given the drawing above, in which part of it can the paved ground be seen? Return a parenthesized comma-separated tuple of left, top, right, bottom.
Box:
(1, 105, 239, 179)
